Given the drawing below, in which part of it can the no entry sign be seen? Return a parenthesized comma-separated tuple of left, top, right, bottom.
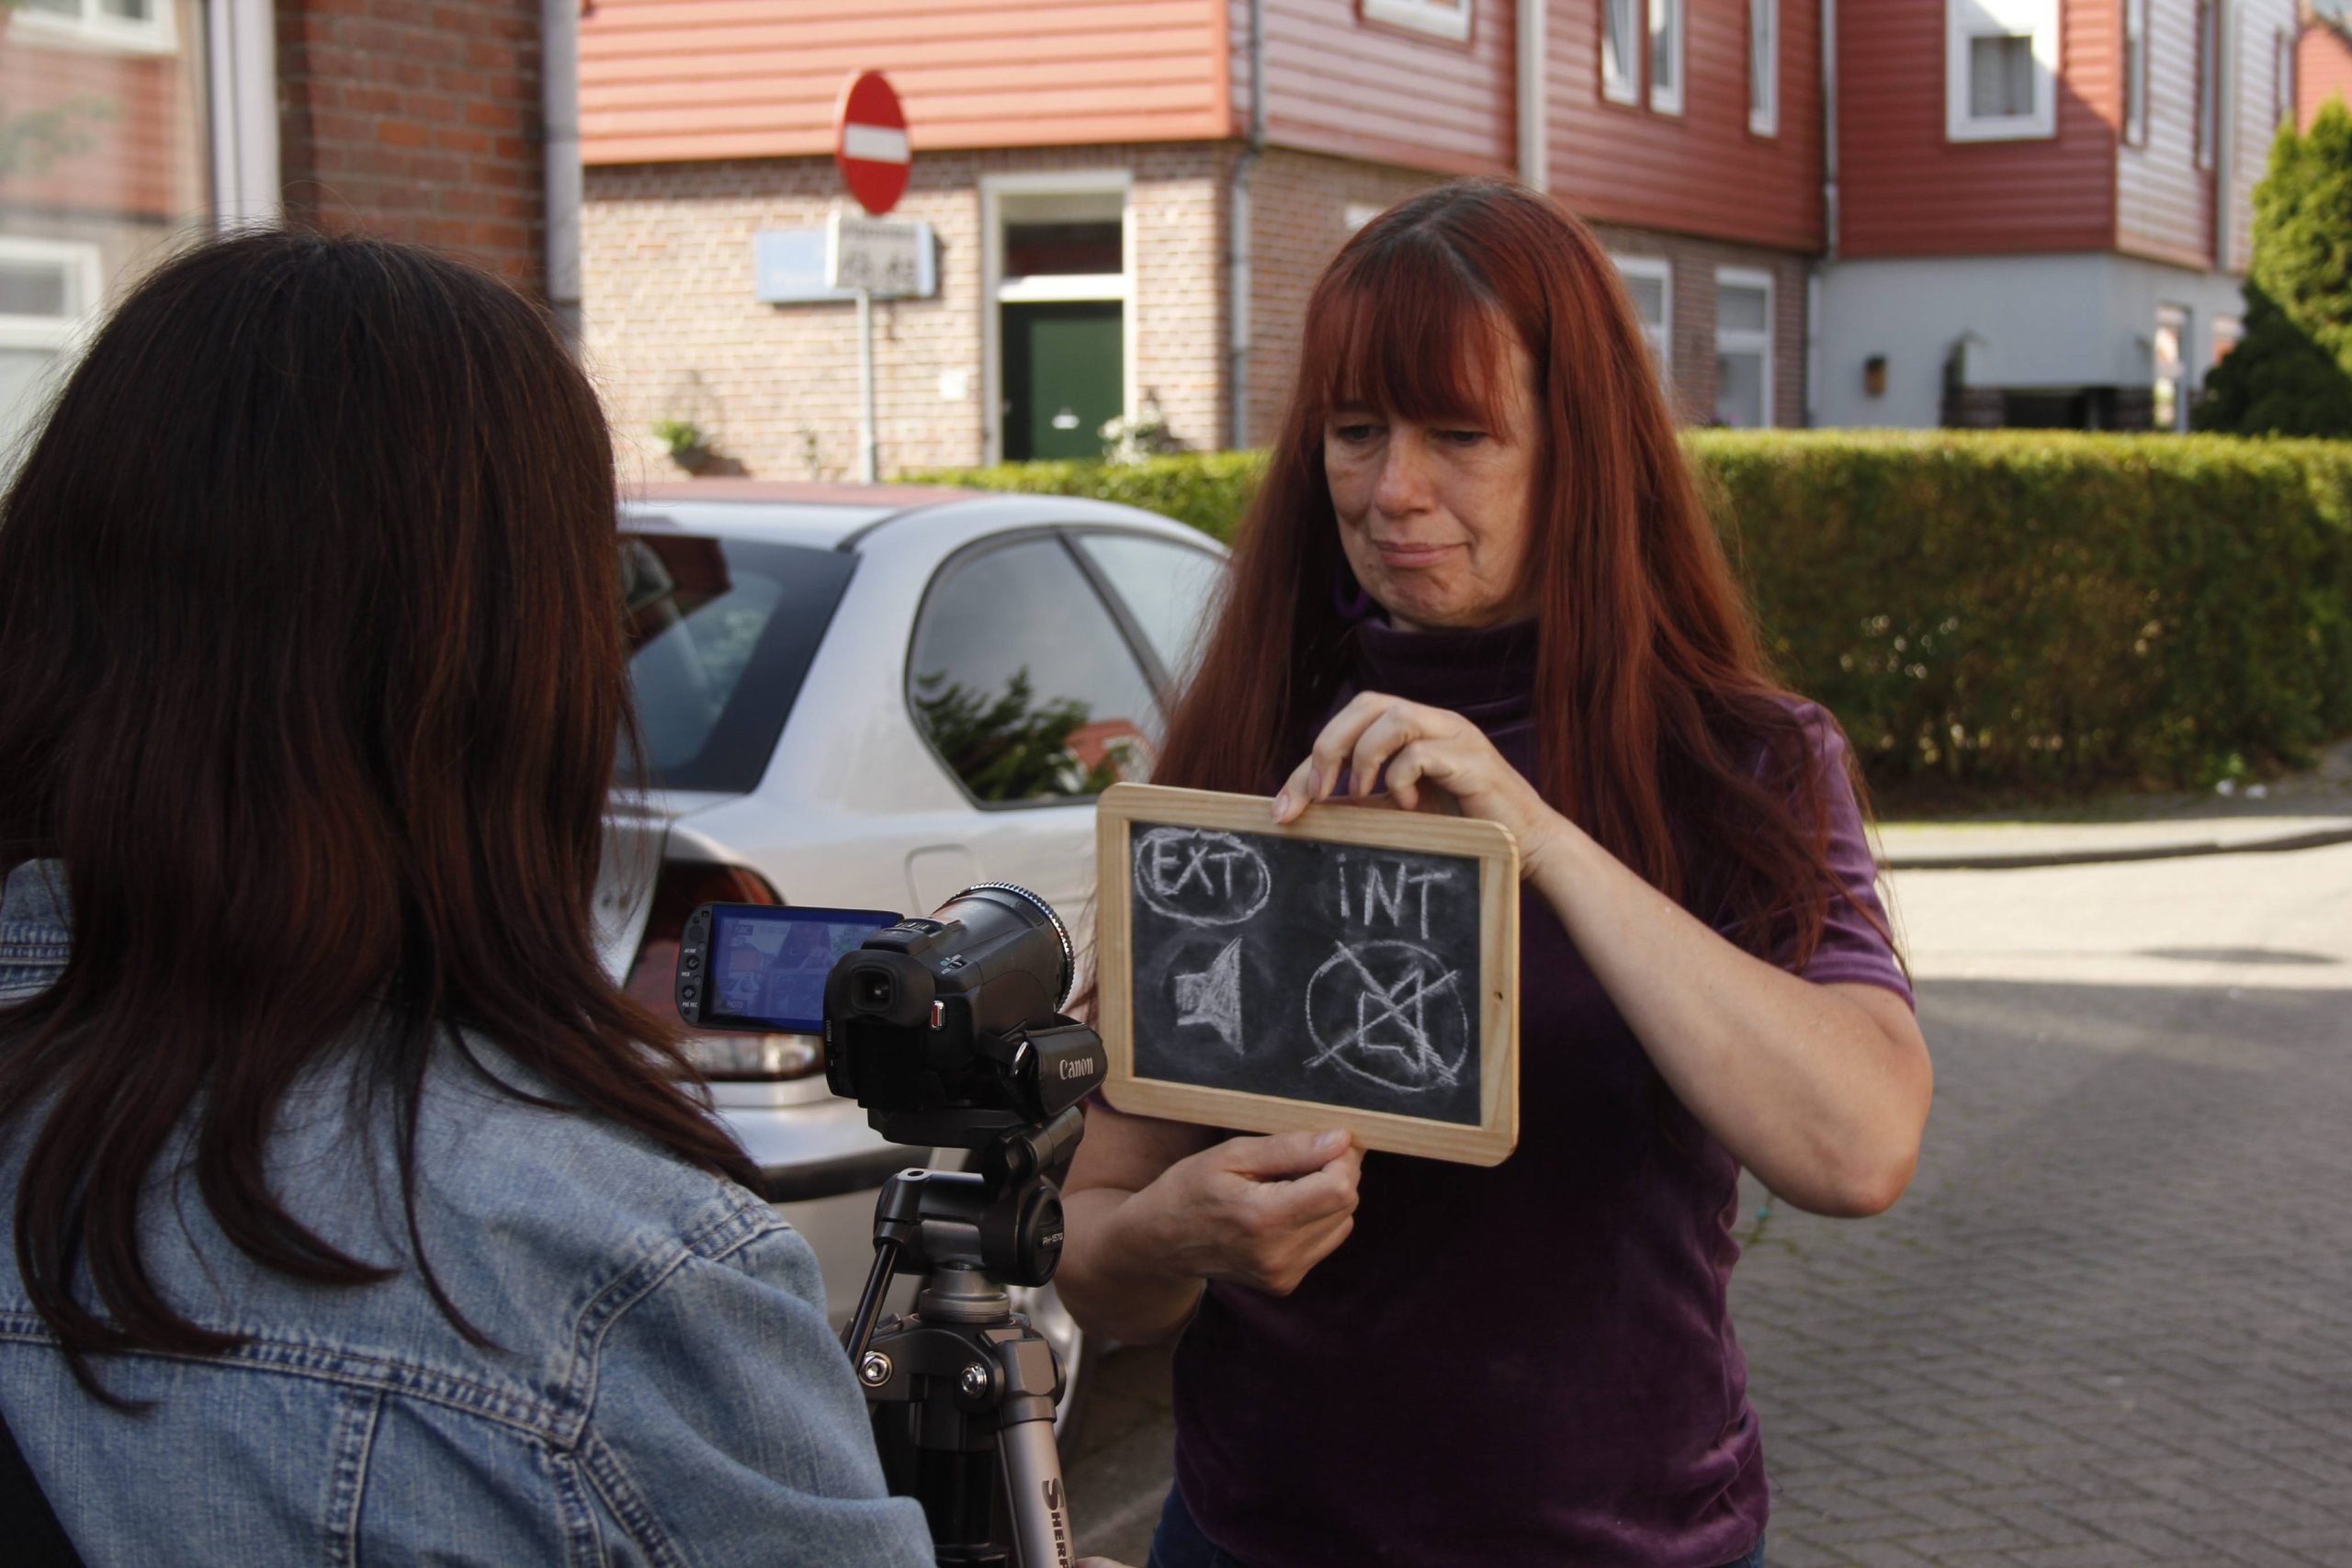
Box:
(833, 70, 910, 217)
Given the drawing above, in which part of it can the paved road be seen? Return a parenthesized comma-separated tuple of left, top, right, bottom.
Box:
(1068, 843, 2352, 1565)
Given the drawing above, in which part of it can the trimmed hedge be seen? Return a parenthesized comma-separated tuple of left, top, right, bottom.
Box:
(922, 452, 1268, 545)
(911, 433, 2352, 794)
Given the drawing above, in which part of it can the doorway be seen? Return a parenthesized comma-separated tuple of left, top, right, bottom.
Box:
(985, 177, 1131, 464)
(1003, 301, 1124, 460)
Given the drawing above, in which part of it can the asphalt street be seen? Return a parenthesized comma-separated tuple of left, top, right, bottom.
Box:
(1065, 841, 2352, 1566)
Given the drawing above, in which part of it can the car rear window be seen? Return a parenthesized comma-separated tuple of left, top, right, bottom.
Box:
(619, 532, 855, 794)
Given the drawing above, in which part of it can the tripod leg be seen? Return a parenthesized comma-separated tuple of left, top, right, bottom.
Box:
(983, 1318, 1075, 1568)
(995, 1414, 1073, 1568)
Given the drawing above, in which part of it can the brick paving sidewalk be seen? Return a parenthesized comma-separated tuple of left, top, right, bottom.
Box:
(1733, 978, 2352, 1567)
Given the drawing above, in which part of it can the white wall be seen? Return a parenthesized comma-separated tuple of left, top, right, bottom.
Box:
(1814, 253, 2250, 427)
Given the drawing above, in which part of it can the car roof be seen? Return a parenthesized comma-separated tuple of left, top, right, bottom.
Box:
(619, 479, 1223, 555)
(622, 479, 979, 547)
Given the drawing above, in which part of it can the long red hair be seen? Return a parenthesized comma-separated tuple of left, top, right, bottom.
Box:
(1159, 179, 1867, 963)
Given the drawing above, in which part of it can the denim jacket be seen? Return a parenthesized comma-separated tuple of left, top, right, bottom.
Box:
(0, 861, 934, 1567)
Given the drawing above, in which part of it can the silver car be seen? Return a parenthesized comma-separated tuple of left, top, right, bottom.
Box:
(595, 479, 1229, 1430)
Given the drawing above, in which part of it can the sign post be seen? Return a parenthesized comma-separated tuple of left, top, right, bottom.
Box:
(831, 70, 912, 483)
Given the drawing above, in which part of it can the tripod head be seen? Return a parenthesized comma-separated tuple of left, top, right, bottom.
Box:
(842, 1103, 1087, 1371)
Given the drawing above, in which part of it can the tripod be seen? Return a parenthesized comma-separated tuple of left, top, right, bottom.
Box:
(842, 1103, 1088, 1567)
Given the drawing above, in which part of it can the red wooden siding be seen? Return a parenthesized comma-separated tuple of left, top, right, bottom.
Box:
(579, 0, 1232, 165)
(0, 36, 202, 219)
(1545, 0, 1824, 254)
(2297, 20, 2352, 130)
(1250, 0, 1517, 177)
(1840, 0, 2118, 258)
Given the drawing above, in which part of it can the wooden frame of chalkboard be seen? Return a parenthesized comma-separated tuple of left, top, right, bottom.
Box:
(1094, 783, 1520, 1166)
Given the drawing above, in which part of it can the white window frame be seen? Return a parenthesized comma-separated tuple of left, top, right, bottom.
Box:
(1649, 0, 1685, 116)
(2211, 312, 2244, 366)
(1749, 0, 1780, 136)
(1361, 0, 1472, 42)
(1611, 254, 1675, 391)
(2154, 301, 2191, 432)
(0, 238, 105, 457)
(2123, 0, 2150, 147)
(0, 237, 104, 355)
(10, 0, 177, 56)
(210, 0, 283, 228)
(1601, 0, 1642, 105)
(2275, 27, 2295, 131)
(1946, 0, 2060, 142)
(978, 171, 1136, 467)
(1713, 267, 1776, 429)
(2196, 0, 2219, 170)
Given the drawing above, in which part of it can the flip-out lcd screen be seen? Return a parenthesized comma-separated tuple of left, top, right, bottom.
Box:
(704, 905, 899, 1032)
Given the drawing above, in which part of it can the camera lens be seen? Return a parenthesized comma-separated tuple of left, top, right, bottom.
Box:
(854, 969, 895, 1010)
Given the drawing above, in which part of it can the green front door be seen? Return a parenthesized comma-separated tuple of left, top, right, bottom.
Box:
(1002, 301, 1123, 461)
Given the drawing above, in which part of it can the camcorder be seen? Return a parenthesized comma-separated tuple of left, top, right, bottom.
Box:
(673, 883, 1106, 1151)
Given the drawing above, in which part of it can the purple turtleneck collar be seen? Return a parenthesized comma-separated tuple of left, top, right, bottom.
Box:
(1350, 615, 1540, 732)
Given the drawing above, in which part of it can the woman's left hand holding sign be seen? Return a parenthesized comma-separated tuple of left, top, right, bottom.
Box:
(1271, 691, 1566, 875)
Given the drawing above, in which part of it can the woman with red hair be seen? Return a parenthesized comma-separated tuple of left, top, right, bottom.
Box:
(1057, 181, 1931, 1567)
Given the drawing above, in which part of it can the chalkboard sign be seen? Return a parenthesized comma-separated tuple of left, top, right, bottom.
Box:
(1095, 783, 1519, 1166)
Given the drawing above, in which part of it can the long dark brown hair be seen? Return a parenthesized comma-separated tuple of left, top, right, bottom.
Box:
(0, 231, 756, 1397)
(1159, 180, 1883, 963)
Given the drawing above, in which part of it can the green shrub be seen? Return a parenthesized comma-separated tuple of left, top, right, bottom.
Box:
(907, 433, 2352, 795)
(2199, 103, 2352, 436)
(915, 451, 1266, 544)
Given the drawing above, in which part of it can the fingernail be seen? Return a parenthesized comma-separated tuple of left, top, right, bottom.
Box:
(1272, 791, 1292, 818)
(1316, 1131, 1347, 1154)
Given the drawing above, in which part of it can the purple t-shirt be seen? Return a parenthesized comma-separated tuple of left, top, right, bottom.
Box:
(1171, 617, 1912, 1568)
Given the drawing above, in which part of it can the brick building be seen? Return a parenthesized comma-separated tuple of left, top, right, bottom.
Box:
(0, 0, 557, 455)
(582, 1, 2290, 475)
(275, 0, 549, 289)
(576, 1, 1819, 481)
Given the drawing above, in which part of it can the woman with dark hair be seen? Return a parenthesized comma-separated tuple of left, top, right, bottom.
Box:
(0, 232, 934, 1565)
(1057, 182, 1932, 1568)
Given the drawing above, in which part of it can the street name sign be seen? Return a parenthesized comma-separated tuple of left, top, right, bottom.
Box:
(825, 212, 925, 299)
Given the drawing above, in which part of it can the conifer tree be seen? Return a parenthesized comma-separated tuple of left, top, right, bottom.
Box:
(2197, 101, 2352, 435)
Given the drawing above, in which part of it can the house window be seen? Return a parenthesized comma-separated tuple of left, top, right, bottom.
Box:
(2275, 28, 2295, 130)
(1611, 254, 1674, 390)
(1361, 0, 1472, 42)
(13, 0, 176, 52)
(1714, 269, 1774, 428)
(2196, 0, 2219, 170)
(2211, 313, 2243, 366)
(0, 238, 103, 459)
(2123, 0, 2149, 146)
(1750, 0, 1779, 136)
(2153, 303, 2190, 431)
(1947, 0, 2059, 141)
(984, 177, 1132, 465)
(1649, 0, 1684, 115)
(1602, 0, 1641, 104)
